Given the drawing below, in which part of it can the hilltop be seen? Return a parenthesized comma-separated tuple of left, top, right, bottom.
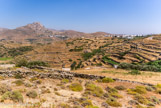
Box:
(0, 22, 111, 43)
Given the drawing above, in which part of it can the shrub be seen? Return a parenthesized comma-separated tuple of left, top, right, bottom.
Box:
(105, 86, 122, 98)
(69, 47, 83, 52)
(149, 96, 160, 105)
(115, 85, 126, 90)
(102, 56, 119, 65)
(8, 46, 33, 57)
(26, 90, 38, 98)
(156, 84, 161, 88)
(106, 97, 122, 107)
(55, 92, 61, 96)
(82, 49, 103, 60)
(59, 103, 71, 108)
(127, 86, 147, 95)
(24, 83, 32, 87)
(42, 88, 51, 94)
(134, 86, 147, 94)
(127, 89, 138, 95)
(97, 77, 114, 83)
(13, 80, 24, 86)
(78, 98, 93, 107)
(136, 105, 146, 108)
(118, 63, 159, 72)
(134, 94, 149, 105)
(29, 77, 38, 82)
(145, 86, 154, 91)
(70, 61, 77, 70)
(105, 86, 118, 93)
(69, 59, 72, 62)
(128, 70, 141, 75)
(16, 59, 49, 68)
(27, 61, 49, 68)
(1, 91, 23, 102)
(85, 83, 104, 97)
(14, 73, 24, 79)
(85, 105, 99, 108)
(15, 59, 28, 67)
(109, 92, 123, 98)
(69, 83, 83, 92)
(0, 84, 11, 95)
(61, 79, 69, 84)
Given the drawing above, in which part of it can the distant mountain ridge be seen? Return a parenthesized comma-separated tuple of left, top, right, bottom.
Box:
(0, 22, 112, 43)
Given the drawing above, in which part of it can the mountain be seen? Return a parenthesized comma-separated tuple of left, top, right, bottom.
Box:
(0, 22, 56, 43)
(0, 28, 8, 32)
(0, 22, 112, 43)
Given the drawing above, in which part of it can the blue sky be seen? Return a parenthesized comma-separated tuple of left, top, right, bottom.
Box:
(0, 0, 161, 34)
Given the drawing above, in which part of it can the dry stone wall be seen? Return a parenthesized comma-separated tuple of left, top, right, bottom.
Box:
(0, 67, 154, 86)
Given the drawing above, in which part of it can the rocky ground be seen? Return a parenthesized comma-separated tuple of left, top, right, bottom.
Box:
(0, 67, 160, 108)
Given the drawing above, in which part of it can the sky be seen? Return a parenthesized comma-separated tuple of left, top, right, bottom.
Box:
(0, 0, 161, 34)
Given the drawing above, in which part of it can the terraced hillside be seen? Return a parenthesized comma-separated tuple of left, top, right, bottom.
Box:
(19, 35, 161, 70)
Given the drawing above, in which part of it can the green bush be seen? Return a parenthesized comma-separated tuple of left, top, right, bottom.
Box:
(149, 96, 160, 105)
(127, 86, 147, 95)
(1, 91, 23, 102)
(85, 83, 104, 97)
(106, 97, 122, 107)
(85, 105, 99, 108)
(78, 98, 93, 107)
(145, 86, 154, 91)
(27, 61, 49, 68)
(136, 105, 146, 108)
(26, 90, 38, 98)
(102, 56, 119, 65)
(61, 79, 69, 84)
(128, 70, 141, 75)
(69, 83, 83, 92)
(69, 47, 83, 52)
(134, 94, 149, 105)
(13, 80, 24, 86)
(97, 77, 114, 83)
(70, 61, 77, 70)
(118, 63, 160, 72)
(16, 59, 49, 68)
(15, 59, 28, 67)
(8, 46, 33, 57)
(14, 73, 24, 79)
(82, 49, 103, 60)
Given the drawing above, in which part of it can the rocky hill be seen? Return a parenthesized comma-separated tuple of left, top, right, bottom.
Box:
(0, 22, 111, 43)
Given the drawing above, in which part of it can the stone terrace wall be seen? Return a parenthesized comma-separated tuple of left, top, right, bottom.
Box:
(0, 68, 154, 86)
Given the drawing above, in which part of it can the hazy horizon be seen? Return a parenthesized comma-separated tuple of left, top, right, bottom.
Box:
(1, 0, 161, 35)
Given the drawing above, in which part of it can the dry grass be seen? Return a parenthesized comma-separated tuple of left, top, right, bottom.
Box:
(74, 67, 161, 84)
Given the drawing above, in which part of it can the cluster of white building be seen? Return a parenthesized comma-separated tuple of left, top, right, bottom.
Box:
(105, 34, 149, 39)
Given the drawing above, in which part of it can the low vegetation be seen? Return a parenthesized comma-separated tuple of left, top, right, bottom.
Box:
(1, 91, 23, 102)
(8, 46, 33, 57)
(127, 86, 147, 95)
(106, 97, 122, 107)
(82, 49, 104, 60)
(85, 82, 104, 97)
(97, 77, 114, 83)
(69, 83, 83, 92)
(16, 59, 49, 68)
(26, 90, 38, 98)
(102, 56, 119, 65)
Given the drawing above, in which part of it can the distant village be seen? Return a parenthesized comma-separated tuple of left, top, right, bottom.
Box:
(104, 34, 153, 39)
(48, 34, 153, 40)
